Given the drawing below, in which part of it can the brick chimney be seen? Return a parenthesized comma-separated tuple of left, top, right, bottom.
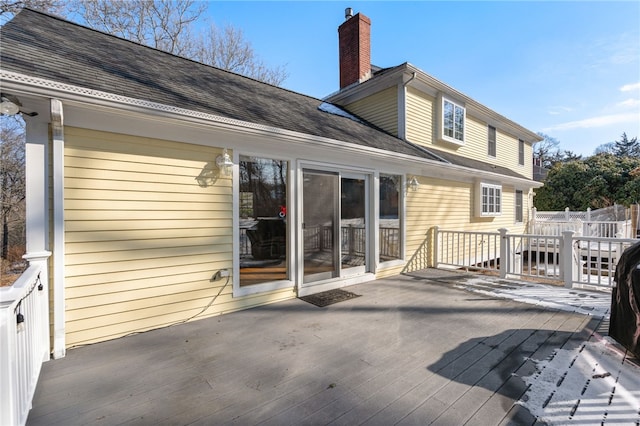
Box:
(338, 8, 371, 89)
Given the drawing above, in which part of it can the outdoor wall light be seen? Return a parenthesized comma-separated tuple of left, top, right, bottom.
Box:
(216, 148, 233, 177)
(1, 95, 20, 115)
(0, 93, 38, 117)
(408, 176, 420, 192)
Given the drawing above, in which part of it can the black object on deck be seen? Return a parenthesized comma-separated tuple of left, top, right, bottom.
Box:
(609, 241, 640, 358)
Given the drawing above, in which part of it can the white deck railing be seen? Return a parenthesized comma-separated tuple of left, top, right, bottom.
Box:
(1, 262, 50, 426)
(531, 206, 634, 238)
(431, 227, 637, 290)
(530, 219, 630, 239)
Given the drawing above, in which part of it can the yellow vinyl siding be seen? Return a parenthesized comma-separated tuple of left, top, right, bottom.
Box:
(403, 88, 533, 178)
(448, 114, 534, 178)
(405, 87, 434, 146)
(404, 176, 527, 265)
(63, 127, 292, 347)
(460, 116, 487, 159)
(344, 86, 398, 136)
(67, 288, 293, 345)
(491, 126, 533, 178)
(376, 264, 405, 279)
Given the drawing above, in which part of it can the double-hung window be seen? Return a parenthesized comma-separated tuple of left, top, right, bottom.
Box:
(515, 190, 523, 223)
(518, 139, 525, 165)
(442, 97, 465, 144)
(488, 125, 496, 157)
(478, 182, 502, 216)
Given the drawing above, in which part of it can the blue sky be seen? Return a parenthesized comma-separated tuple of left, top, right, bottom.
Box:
(204, 1, 640, 156)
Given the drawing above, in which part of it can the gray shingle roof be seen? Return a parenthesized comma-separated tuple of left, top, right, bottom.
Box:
(1, 9, 530, 181)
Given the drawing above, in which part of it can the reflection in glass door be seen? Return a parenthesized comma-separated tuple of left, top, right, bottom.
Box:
(303, 170, 339, 283)
(340, 176, 366, 274)
(302, 170, 368, 285)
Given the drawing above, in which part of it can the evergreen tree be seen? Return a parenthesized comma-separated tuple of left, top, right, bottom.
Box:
(613, 132, 640, 158)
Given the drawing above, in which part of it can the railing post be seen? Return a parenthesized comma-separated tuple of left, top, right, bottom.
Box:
(529, 207, 537, 233)
(565, 207, 570, 221)
(430, 226, 439, 268)
(23, 252, 51, 363)
(561, 230, 575, 288)
(348, 225, 355, 256)
(498, 228, 508, 279)
(586, 207, 591, 222)
(0, 294, 18, 426)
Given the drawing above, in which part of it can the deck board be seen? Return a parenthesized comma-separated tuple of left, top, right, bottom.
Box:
(27, 272, 604, 425)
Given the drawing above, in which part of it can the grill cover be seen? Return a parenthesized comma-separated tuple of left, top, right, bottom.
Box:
(609, 241, 640, 358)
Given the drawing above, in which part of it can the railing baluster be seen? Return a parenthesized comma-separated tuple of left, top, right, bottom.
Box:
(1, 263, 50, 426)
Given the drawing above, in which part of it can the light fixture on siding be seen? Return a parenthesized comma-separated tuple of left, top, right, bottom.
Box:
(407, 176, 419, 192)
(216, 148, 233, 177)
(0, 93, 38, 117)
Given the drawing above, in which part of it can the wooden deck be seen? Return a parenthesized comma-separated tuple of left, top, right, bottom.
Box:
(27, 271, 603, 425)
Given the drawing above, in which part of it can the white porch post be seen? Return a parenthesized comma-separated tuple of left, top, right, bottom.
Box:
(430, 226, 439, 269)
(50, 99, 65, 359)
(24, 118, 52, 358)
(561, 230, 575, 288)
(498, 228, 509, 279)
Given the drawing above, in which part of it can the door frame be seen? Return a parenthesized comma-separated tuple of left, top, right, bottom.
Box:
(296, 161, 375, 296)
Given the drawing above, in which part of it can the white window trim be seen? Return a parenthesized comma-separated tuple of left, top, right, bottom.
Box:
(233, 151, 295, 298)
(377, 172, 405, 268)
(487, 125, 496, 158)
(515, 189, 524, 224)
(476, 182, 502, 217)
(440, 95, 466, 145)
(518, 139, 525, 166)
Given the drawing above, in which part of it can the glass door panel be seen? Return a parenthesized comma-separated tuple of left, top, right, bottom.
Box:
(239, 156, 288, 287)
(302, 170, 339, 283)
(341, 176, 367, 274)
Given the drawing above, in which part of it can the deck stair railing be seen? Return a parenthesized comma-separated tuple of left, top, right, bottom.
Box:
(1, 259, 51, 426)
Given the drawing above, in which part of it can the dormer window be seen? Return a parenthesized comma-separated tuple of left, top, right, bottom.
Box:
(441, 97, 465, 145)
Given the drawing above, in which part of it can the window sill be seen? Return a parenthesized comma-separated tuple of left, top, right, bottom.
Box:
(440, 135, 465, 146)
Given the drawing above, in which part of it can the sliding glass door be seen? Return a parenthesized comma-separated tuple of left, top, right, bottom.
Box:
(302, 169, 368, 287)
(302, 170, 339, 283)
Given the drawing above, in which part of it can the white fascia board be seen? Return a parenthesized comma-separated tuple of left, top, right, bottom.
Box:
(2, 70, 541, 188)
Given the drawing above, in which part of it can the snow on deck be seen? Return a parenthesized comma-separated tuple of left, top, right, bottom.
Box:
(455, 275, 640, 425)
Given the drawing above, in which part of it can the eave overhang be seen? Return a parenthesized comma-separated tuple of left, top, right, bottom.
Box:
(1, 70, 542, 189)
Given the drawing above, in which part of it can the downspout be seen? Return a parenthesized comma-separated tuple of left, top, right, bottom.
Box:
(398, 72, 417, 140)
(50, 99, 66, 359)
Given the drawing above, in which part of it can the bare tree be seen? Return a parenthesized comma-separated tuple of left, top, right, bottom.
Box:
(68, 0, 288, 85)
(534, 132, 561, 168)
(68, 0, 204, 57)
(4, 0, 288, 85)
(0, 0, 65, 22)
(194, 23, 288, 86)
(0, 116, 26, 260)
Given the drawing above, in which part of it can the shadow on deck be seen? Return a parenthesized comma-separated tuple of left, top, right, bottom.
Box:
(27, 272, 604, 425)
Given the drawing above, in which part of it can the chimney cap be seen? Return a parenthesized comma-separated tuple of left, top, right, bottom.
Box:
(345, 7, 353, 20)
